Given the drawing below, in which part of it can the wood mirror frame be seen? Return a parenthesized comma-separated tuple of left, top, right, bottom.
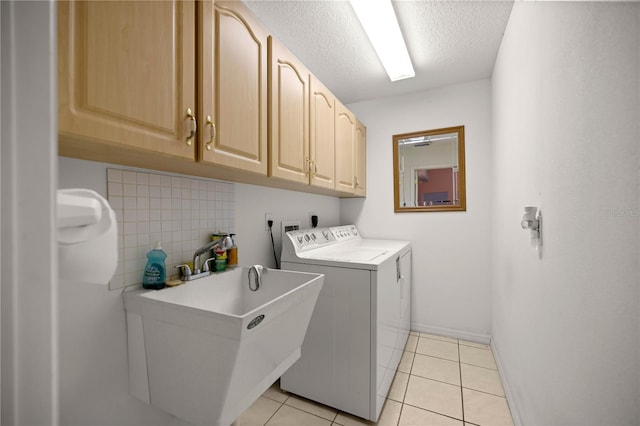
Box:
(393, 125, 466, 212)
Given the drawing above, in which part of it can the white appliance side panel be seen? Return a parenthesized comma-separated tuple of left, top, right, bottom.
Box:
(280, 263, 372, 419)
(399, 250, 412, 347)
(373, 258, 399, 420)
(373, 249, 412, 420)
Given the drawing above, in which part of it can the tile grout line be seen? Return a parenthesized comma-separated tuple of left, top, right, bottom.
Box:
(401, 402, 466, 424)
(398, 349, 416, 426)
(459, 347, 466, 424)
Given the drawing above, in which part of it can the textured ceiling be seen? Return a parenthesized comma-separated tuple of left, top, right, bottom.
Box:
(243, 0, 514, 104)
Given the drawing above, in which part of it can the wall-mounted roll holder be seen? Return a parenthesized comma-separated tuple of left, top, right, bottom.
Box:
(521, 206, 542, 249)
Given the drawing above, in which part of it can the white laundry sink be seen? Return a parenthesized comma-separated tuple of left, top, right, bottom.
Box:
(123, 266, 324, 426)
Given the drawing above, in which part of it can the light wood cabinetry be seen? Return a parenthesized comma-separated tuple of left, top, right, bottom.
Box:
(354, 119, 367, 196)
(309, 76, 336, 190)
(268, 37, 310, 184)
(198, 1, 269, 175)
(58, 0, 365, 198)
(268, 39, 339, 191)
(58, 1, 196, 160)
(335, 100, 356, 193)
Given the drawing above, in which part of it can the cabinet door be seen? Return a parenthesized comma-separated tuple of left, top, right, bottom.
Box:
(58, 1, 196, 159)
(334, 101, 355, 193)
(268, 37, 309, 183)
(354, 120, 367, 196)
(309, 76, 336, 190)
(199, 1, 268, 175)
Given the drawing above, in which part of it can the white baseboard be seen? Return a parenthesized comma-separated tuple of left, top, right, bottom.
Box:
(491, 337, 522, 426)
(411, 322, 491, 344)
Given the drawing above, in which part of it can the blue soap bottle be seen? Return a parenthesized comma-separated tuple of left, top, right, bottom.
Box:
(142, 241, 167, 289)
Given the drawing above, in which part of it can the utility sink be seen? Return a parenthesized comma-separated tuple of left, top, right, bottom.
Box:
(123, 266, 324, 426)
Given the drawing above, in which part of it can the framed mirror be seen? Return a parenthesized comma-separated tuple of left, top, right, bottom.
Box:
(393, 126, 466, 212)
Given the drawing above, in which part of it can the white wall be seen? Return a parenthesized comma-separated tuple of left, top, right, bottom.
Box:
(57, 157, 340, 425)
(1, 2, 58, 424)
(491, 3, 639, 425)
(234, 183, 340, 269)
(342, 79, 493, 340)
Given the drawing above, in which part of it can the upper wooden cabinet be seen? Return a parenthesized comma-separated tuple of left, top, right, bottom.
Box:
(58, 1, 196, 159)
(309, 76, 336, 190)
(335, 100, 356, 193)
(268, 36, 310, 184)
(268, 40, 339, 192)
(354, 119, 367, 196)
(198, 1, 269, 175)
(58, 0, 364, 197)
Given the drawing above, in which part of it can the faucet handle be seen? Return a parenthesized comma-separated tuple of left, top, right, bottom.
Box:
(202, 257, 216, 273)
(174, 264, 192, 277)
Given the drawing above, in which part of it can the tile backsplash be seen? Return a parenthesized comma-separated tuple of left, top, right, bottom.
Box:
(107, 168, 235, 290)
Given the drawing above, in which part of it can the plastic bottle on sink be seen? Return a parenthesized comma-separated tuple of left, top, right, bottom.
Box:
(142, 241, 167, 289)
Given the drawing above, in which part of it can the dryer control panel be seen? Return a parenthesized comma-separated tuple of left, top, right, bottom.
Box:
(283, 225, 361, 254)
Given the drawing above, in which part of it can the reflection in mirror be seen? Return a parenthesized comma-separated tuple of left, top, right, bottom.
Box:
(393, 126, 466, 212)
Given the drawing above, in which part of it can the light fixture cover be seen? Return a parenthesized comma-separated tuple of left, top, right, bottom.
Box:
(350, 0, 415, 81)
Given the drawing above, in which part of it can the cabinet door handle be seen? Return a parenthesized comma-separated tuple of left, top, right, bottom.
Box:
(305, 157, 311, 176)
(354, 176, 360, 187)
(185, 108, 197, 146)
(205, 115, 216, 150)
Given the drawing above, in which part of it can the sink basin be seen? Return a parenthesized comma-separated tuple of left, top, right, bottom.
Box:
(123, 266, 324, 426)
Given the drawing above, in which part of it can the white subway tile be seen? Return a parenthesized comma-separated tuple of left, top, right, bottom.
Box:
(107, 168, 123, 183)
(124, 210, 137, 223)
(137, 210, 149, 221)
(123, 170, 137, 184)
(109, 196, 123, 209)
(149, 186, 161, 198)
(124, 222, 137, 235)
(123, 184, 136, 197)
(149, 173, 161, 186)
(108, 168, 235, 289)
(124, 234, 137, 248)
(138, 233, 149, 247)
(124, 197, 137, 210)
(137, 197, 149, 209)
(137, 185, 149, 198)
(137, 222, 149, 234)
(136, 172, 149, 185)
(108, 182, 123, 196)
(149, 198, 161, 210)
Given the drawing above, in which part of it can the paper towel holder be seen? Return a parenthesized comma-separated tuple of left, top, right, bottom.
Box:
(57, 189, 118, 284)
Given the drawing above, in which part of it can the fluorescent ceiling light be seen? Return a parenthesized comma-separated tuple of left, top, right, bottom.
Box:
(349, 0, 415, 82)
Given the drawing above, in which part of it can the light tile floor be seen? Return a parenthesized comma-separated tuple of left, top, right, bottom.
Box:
(234, 332, 513, 426)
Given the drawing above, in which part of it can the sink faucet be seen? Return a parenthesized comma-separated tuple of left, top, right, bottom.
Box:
(192, 235, 228, 274)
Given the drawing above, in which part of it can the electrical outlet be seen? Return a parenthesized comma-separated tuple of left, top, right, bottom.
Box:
(309, 212, 318, 227)
(265, 213, 274, 231)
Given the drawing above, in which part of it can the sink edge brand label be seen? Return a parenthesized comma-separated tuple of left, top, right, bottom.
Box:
(247, 314, 265, 329)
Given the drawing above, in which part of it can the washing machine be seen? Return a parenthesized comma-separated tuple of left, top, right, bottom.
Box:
(280, 225, 411, 422)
